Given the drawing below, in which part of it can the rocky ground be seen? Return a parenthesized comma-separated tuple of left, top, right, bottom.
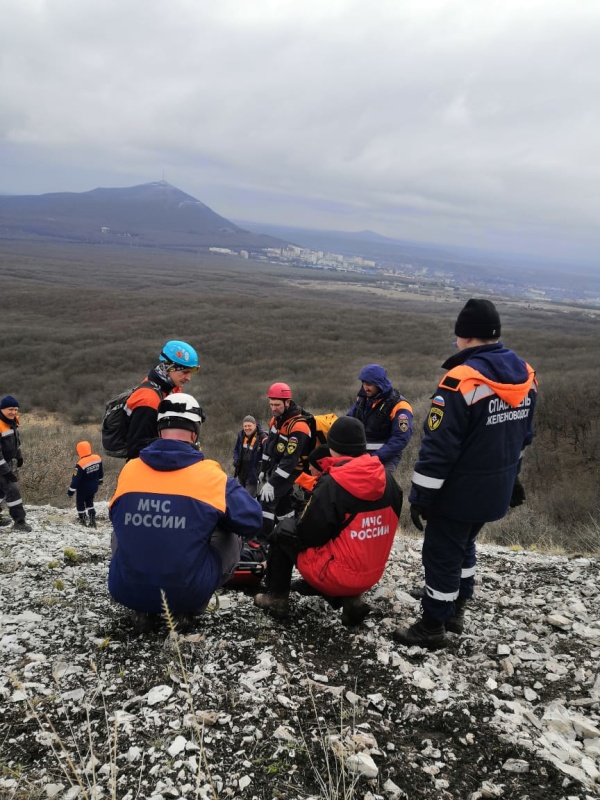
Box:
(1, 504, 599, 800)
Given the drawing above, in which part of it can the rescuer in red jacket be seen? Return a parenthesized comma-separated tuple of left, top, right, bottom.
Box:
(254, 417, 403, 626)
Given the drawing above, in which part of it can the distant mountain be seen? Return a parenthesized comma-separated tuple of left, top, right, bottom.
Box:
(0, 181, 286, 251)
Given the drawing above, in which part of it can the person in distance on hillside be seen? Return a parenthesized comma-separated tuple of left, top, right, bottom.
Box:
(346, 364, 413, 472)
(108, 393, 263, 632)
(254, 417, 403, 626)
(258, 383, 313, 538)
(393, 299, 537, 650)
(125, 339, 199, 460)
(233, 415, 267, 498)
(0, 396, 32, 532)
(67, 441, 104, 528)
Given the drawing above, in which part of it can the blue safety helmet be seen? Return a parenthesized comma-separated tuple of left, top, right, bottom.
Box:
(159, 340, 199, 371)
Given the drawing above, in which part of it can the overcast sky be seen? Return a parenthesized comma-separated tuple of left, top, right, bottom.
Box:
(1, 0, 599, 264)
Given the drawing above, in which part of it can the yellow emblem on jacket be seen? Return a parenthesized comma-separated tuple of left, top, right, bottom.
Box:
(428, 407, 444, 431)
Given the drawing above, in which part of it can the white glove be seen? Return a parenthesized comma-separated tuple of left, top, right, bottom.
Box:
(260, 482, 275, 503)
(258, 471, 265, 484)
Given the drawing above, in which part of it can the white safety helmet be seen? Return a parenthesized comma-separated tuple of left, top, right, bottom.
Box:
(157, 393, 205, 436)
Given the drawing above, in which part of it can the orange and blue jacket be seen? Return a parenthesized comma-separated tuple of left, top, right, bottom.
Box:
(347, 365, 413, 470)
(108, 439, 263, 614)
(261, 402, 312, 500)
(68, 440, 103, 496)
(409, 343, 537, 522)
(124, 368, 182, 460)
(0, 411, 22, 473)
(296, 454, 403, 596)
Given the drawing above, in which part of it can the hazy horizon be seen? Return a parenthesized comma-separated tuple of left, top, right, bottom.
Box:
(1, 0, 599, 266)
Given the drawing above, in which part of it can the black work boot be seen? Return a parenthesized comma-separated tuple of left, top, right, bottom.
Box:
(133, 612, 161, 634)
(78, 514, 88, 526)
(88, 511, 97, 529)
(12, 520, 32, 533)
(341, 594, 372, 627)
(254, 592, 290, 619)
(446, 597, 468, 634)
(393, 615, 449, 650)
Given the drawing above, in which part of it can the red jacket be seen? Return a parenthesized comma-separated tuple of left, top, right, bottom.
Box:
(296, 454, 403, 596)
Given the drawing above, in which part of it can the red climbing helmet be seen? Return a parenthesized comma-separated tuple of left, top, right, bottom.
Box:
(267, 382, 293, 400)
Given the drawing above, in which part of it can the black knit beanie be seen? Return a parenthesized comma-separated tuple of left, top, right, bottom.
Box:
(327, 417, 367, 456)
(454, 298, 501, 339)
(308, 444, 330, 471)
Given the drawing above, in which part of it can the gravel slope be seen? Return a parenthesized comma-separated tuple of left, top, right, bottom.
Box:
(1, 504, 599, 800)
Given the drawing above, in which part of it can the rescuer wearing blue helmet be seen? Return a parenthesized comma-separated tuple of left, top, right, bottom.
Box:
(125, 340, 199, 460)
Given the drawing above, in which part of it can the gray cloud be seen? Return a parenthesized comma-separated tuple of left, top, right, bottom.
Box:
(1, 0, 599, 263)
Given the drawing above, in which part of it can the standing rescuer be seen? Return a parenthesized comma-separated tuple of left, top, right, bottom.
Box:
(67, 441, 104, 527)
(393, 298, 538, 649)
(259, 382, 312, 537)
(346, 364, 413, 472)
(0, 396, 32, 532)
(125, 339, 199, 460)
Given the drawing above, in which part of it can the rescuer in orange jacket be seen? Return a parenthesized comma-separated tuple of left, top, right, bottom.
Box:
(125, 339, 199, 460)
(393, 299, 538, 650)
(254, 417, 403, 626)
(258, 382, 312, 537)
(0, 396, 32, 532)
(67, 440, 104, 528)
(108, 393, 263, 631)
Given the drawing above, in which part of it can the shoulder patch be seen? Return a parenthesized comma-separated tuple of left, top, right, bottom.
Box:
(440, 376, 461, 390)
(427, 407, 444, 431)
(432, 395, 445, 407)
(398, 413, 410, 433)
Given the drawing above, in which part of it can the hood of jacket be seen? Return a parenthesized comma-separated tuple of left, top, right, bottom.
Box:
(443, 343, 535, 407)
(76, 441, 92, 458)
(326, 453, 387, 501)
(139, 439, 205, 472)
(358, 364, 393, 395)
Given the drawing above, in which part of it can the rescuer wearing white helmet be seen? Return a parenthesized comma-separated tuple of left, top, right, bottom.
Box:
(108, 393, 263, 632)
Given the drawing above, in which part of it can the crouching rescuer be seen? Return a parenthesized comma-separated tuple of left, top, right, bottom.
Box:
(254, 417, 403, 626)
(108, 393, 263, 630)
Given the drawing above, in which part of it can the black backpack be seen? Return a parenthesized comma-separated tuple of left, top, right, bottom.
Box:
(101, 380, 162, 458)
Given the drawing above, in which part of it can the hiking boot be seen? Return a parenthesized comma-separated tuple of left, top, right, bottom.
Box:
(341, 594, 372, 627)
(78, 516, 88, 526)
(133, 612, 161, 634)
(176, 613, 196, 633)
(12, 520, 32, 533)
(446, 598, 468, 635)
(254, 592, 290, 619)
(393, 617, 449, 650)
(88, 514, 97, 529)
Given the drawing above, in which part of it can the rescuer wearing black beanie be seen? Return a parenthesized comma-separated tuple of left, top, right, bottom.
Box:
(394, 297, 538, 651)
(454, 298, 501, 340)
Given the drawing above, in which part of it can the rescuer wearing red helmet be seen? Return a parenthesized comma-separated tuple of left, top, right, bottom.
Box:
(259, 382, 312, 536)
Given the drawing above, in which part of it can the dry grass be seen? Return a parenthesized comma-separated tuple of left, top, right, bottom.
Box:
(2, 240, 599, 555)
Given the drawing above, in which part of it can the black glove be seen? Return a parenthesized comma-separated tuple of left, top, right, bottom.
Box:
(5, 471, 18, 483)
(16, 457, 24, 468)
(410, 504, 428, 532)
(509, 476, 526, 508)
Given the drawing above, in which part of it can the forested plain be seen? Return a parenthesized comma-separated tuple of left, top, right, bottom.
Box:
(2, 241, 599, 553)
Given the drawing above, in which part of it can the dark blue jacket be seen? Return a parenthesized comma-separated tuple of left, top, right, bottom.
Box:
(347, 364, 413, 470)
(409, 344, 537, 522)
(233, 424, 266, 485)
(108, 439, 263, 614)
